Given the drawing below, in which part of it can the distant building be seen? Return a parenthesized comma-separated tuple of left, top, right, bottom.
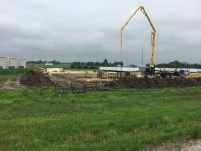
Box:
(0, 57, 7, 69)
(45, 62, 53, 65)
(18, 59, 26, 68)
(100, 66, 139, 72)
(0, 57, 26, 69)
(8, 58, 18, 68)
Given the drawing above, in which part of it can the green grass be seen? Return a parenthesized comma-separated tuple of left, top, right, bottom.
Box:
(26, 63, 71, 69)
(0, 68, 30, 83)
(26, 63, 99, 71)
(0, 87, 201, 151)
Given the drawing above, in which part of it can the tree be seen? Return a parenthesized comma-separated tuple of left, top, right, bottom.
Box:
(83, 65, 88, 69)
(102, 59, 109, 66)
(77, 64, 83, 69)
(71, 64, 76, 68)
(130, 64, 137, 67)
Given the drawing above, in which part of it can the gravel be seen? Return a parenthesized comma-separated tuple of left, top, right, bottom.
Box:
(154, 139, 201, 151)
(181, 139, 201, 151)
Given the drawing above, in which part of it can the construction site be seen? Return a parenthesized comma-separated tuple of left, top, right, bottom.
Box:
(1, 3, 201, 151)
(1, 67, 201, 93)
(1, 6, 201, 92)
(2, 6, 200, 92)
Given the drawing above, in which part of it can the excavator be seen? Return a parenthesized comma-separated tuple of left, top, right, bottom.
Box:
(120, 6, 156, 76)
(30, 64, 46, 73)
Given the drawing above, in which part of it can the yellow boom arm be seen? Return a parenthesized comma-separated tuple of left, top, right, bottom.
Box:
(120, 6, 156, 68)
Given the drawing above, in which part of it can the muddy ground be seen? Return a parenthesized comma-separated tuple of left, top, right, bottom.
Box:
(186, 73, 201, 78)
(108, 76, 201, 89)
(1, 70, 201, 90)
(0, 71, 109, 91)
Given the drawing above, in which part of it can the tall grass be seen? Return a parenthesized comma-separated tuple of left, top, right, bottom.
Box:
(0, 87, 201, 150)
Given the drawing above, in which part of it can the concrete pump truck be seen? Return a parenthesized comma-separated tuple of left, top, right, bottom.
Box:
(120, 6, 180, 78)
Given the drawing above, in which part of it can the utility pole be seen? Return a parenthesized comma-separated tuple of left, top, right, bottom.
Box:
(141, 49, 143, 66)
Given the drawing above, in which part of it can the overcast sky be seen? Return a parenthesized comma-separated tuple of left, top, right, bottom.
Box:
(0, 0, 201, 65)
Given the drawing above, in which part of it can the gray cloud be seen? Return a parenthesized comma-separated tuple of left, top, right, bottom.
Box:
(0, 0, 201, 65)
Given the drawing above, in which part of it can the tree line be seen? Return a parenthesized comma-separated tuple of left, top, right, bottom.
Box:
(71, 59, 123, 69)
(27, 59, 60, 65)
(27, 59, 201, 69)
(155, 60, 201, 69)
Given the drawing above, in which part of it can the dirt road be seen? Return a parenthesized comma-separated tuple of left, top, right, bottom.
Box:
(186, 73, 201, 78)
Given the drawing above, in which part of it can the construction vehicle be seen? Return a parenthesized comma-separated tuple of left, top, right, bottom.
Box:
(30, 64, 46, 73)
(153, 69, 180, 78)
(120, 6, 156, 75)
(120, 6, 181, 78)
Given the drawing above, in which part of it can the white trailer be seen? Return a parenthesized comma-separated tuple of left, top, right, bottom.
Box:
(18, 59, 26, 68)
(8, 58, 18, 68)
(0, 57, 7, 69)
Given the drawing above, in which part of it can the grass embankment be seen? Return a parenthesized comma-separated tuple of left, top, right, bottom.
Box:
(0, 87, 201, 151)
(0, 68, 30, 84)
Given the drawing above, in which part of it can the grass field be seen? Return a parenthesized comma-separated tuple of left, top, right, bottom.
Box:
(0, 70, 201, 150)
(26, 63, 71, 69)
(0, 68, 30, 84)
(26, 63, 98, 71)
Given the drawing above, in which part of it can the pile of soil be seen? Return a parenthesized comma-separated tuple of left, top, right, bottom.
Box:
(108, 77, 201, 89)
(20, 70, 55, 87)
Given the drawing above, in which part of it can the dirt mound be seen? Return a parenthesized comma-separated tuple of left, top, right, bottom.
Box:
(19, 71, 201, 89)
(20, 70, 55, 87)
(108, 77, 201, 89)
